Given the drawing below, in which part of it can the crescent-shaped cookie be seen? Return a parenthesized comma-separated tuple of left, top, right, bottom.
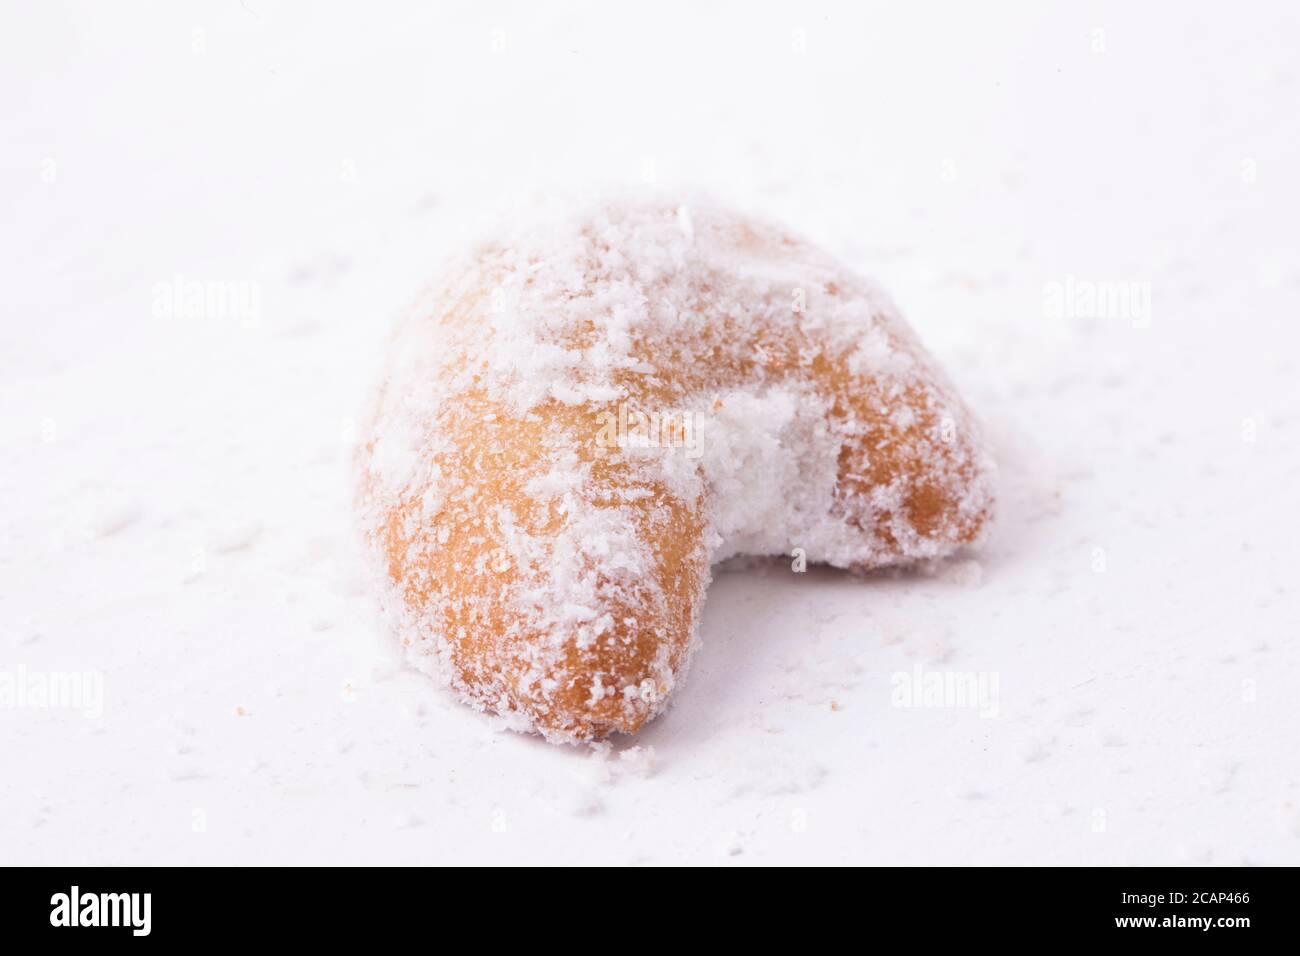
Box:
(356, 197, 995, 742)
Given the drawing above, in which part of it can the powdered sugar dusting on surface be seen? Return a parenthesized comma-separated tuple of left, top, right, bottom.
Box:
(7, 3, 1298, 866)
(356, 195, 995, 740)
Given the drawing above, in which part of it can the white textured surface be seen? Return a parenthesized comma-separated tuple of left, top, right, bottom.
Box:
(2, 0, 1298, 865)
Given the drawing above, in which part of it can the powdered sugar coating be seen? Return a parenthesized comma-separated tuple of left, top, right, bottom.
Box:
(356, 195, 995, 742)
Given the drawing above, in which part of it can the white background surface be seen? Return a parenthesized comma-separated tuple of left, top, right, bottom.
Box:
(3, 0, 1298, 865)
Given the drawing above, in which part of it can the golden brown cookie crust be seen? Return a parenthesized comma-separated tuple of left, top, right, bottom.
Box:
(356, 197, 995, 742)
